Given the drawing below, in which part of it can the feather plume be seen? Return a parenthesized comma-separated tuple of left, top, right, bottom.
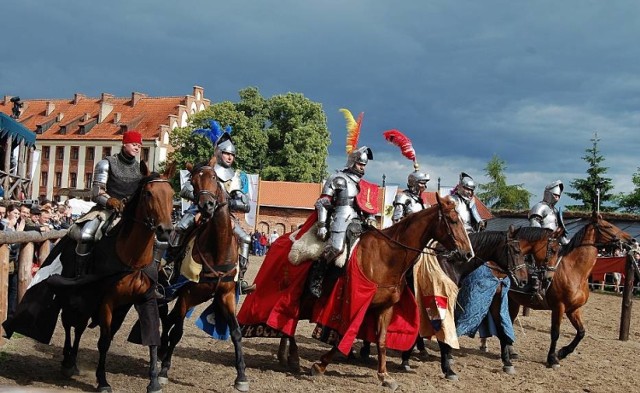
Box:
(340, 108, 363, 154)
(193, 120, 227, 145)
(383, 129, 416, 162)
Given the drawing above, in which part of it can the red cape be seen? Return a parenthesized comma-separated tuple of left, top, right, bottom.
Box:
(238, 211, 419, 355)
(311, 244, 419, 355)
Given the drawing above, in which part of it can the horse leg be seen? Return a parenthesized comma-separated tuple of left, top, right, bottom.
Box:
(96, 302, 114, 392)
(438, 341, 458, 381)
(147, 345, 162, 393)
(158, 299, 187, 385)
(507, 296, 521, 361)
(489, 288, 515, 375)
(220, 290, 249, 392)
(360, 340, 372, 362)
(399, 339, 418, 372)
(546, 305, 565, 369)
(558, 308, 585, 360)
(288, 337, 301, 373)
(61, 315, 81, 378)
(277, 337, 289, 367)
(479, 337, 488, 352)
(311, 346, 338, 376)
(375, 307, 398, 391)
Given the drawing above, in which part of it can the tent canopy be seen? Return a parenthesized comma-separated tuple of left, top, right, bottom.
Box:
(0, 112, 36, 146)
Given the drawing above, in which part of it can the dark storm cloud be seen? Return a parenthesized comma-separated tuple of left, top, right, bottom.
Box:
(3, 1, 639, 206)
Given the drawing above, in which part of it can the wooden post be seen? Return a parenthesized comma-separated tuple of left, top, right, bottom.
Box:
(619, 254, 635, 341)
(0, 244, 9, 345)
(3, 135, 12, 192)
(17, 242, 34, 302)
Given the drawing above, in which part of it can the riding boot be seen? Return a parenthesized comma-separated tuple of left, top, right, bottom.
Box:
(308, 260, 329, 298)
(239, 256, 256, 294)
(75, 253, 91, 277)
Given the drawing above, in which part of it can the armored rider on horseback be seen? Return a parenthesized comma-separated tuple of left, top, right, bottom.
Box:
(170, 128, 255, 294)
(68, 130, 154, 276)
(450, 172, 485, 233)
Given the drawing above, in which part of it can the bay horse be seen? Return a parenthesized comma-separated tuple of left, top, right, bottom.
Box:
(362, 226, 561, 380)
(56, 162, 175, 392)
(157, 158, 249, 392)
(304, 194, 474, 390)
(507, 213, 632, 369)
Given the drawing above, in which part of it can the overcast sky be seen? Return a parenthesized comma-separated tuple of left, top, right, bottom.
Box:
(3, 1, 639, 208)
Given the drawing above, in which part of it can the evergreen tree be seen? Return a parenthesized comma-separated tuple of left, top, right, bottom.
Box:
(617, 168, 640, 213)
(476, 154, 531, 210)
(565, 133, 615, 212)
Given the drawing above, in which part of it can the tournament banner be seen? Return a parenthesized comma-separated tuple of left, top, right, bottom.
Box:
(179, 169, 190, 214)
(245, 174, 259, 227)
(382, 185, 398, 228)
(356, 179, 380, 215)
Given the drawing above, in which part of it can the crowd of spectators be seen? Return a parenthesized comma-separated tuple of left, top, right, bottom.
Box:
(1, 198, 76, 318)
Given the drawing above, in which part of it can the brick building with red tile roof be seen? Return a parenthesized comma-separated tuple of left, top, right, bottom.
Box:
(0, 86, 210, 201)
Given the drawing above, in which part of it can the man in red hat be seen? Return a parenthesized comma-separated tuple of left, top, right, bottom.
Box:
(68, 130, 145, 276)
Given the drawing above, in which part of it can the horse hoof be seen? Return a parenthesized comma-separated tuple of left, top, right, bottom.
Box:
(310, 363, 325, 376)
(445, 372, 459, 382)
(479, 345, 488, 353)
(399, 362, 413, 373)
(503, 365, 516, 375)
(147, 384, 162, 393)
(277, 354, 288, 367)
(288, 359, 301, 374)
(551, 363, 561, 370)
(234, 381, 249, 392)
(61, 365, 79, 378)
(97, 385, 113, 393)
(382, 379, 399, 391)
(158, 376, 169, 385)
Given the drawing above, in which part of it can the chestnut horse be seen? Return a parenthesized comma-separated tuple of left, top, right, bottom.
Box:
(157, 159, 249, 392)
(7, 162, 175, 393)
(304, 194, 474, 390)
(508, 213, 632, 369)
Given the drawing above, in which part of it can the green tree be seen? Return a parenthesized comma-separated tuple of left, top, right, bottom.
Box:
(617, 168, 640, 213)
(564, 133, 616, 212)
(166, 87, 329, 186)
(476, 154, 531, 210)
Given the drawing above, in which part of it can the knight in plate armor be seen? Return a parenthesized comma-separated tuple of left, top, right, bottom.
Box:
(68, 130, 147, 276)
(308, 145, 375, 298)
(308, 109, 376, 298)
(450, 172, 485, 233)
(393, 168, 430, 223)
(170, 124, 255, 294)
(529, 180, 568, 243)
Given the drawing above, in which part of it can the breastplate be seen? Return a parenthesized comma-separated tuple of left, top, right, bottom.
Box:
(105, 155, 143, 200)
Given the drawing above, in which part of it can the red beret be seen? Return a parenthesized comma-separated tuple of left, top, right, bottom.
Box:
(123, 130, 142, 144)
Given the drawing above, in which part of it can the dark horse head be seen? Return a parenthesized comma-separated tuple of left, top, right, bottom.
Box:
(186, 156, 227, 219)
(120, 160, 175, 244)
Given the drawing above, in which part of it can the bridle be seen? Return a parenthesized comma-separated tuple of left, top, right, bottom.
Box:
(191, 165, 227, 217)
(129, 178, 172, 232)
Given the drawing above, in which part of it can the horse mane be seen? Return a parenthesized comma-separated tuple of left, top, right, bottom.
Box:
(513, 226, 552, 241)
(120, 172, 162, 237)
(469, 231, 506, 250)
(559, 223, 589, 256)
(381, 204, 438, 239)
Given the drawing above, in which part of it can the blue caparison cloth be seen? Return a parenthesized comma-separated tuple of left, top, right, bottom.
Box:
(455, 264, 515, 343)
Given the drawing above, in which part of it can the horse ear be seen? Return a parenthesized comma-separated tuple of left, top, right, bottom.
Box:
(140, 160, 150, 176)
(209, 155, 217, 167)
(436, 192, 442, 205)
(508, 224, 516, 238)
(163, 161, 177, 180)
(186, 162, 194, 171)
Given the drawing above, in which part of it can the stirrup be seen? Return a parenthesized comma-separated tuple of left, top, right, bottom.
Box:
(240, 281, 256, 295)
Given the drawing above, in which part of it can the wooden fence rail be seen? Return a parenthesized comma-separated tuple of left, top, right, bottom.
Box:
(0, 229, 67, 344)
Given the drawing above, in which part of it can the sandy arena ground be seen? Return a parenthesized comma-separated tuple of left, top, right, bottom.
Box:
(1, 254, 639, 393)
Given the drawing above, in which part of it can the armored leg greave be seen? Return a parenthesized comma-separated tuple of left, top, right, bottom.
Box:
(169, 211, 195, 248)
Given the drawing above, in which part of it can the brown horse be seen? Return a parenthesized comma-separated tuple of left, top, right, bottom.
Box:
(507, 213, 632, 369)
(303, 194, 474, 390)
(157, 158, 249, 392)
